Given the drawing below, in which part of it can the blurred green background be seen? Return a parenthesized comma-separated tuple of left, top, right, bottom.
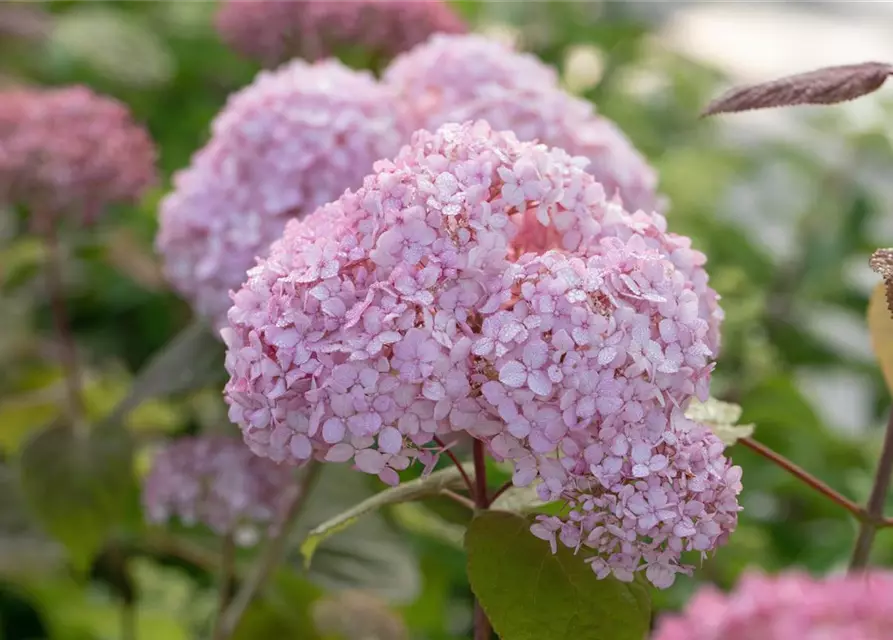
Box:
(3, 1, 893, 638)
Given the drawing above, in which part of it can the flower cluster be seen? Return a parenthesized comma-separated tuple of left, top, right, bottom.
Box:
(383, 33, 662, 215)
(142, 435, 296, 544)
(0, 85, 156, 222)
(216, 0, 465, 68)
(223, 121, 738, 586)
(156, 58, 406, 328)
(654, 570, 893, 639)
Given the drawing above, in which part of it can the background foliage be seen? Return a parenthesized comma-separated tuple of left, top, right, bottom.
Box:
(2, 1, 893, 638)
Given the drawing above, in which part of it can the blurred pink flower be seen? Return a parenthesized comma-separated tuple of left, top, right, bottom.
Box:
(0, 85, 156, 223)
(384, 33, 663, 215)
(156, 58, 406, 328)
(143, 435, 296, 544)
(216, 0, 465, 67)
(654, 570, 893, 639)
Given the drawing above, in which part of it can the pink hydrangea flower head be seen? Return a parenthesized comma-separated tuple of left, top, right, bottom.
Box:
(156, 58, 406, 328)
(216, 0, 466, 68)
(223, 121, 722, 499)
(383, 33, 662, 215)
(0, 85, 156, 222)
(654, 570, 893, 639)
(142, 435, 296, 544)
(528, 422, 741, 589)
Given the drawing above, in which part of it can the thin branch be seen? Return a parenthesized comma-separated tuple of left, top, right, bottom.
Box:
(473, 440, 489, 509)
(738, 437, 867, 519)
(121, 601, 136, 640)
(488, 481, 513, 506)
(434, 436, 476, 501)
(441, 488, 476, 511)
(209, 533, 236, 640)
(474, 603, 492, 640)
(216, 462, 322, 639)
(41, 217, 85, 429)
(850, 409, 893, 570)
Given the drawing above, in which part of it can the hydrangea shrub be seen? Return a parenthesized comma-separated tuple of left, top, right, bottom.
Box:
(11, 20, 893, 640)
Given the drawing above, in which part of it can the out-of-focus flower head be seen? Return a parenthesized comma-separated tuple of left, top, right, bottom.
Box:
(654, 570, 893, 639)
(222, 121, 733, 586)
(216, 0, 466, 68)
(156, 58, 405, 328)
(383, 33, 662, 216)
(143, 435, 296, 545)
(0, 85, 156, 223)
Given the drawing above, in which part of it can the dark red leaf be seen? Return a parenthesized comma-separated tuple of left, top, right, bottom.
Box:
(702, 62, 893, 117)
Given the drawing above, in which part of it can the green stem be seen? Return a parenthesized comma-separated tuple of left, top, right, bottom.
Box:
(209, 533, 236, 640)
(215, 462, 322, 640)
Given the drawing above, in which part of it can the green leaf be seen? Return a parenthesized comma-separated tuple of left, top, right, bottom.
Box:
(290, 465, 423, 604)
(466, 511, 651, 640)
(0, 463, 63, 577)
(101, 320, 224, 429)
(299, 465, 471, 567)
(50, 6, 175, 87)
(19, 422, 136, 571)
(25, 570, 190, 640)
(685, 396, 755, 446)
(389, 502, 466, 549)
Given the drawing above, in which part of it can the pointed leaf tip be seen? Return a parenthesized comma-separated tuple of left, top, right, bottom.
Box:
(702, 62, 893, 117)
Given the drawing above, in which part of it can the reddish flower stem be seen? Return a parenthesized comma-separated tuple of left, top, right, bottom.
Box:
(472, 439, 492, 640)
(489, 480, 514, 506)
(850, 408, 893, 570)
(739, 437, 868, 519)
(434, 436, 477, 501)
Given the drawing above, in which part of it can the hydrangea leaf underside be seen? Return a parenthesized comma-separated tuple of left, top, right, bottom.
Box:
(299, 465, 472, 566)
(102, 320, 224, 429)
(685, 396, 755, 447)
(466, 511, 651, 640)
(868, 282, 893, 397)
(489, 484, 554, 513)
(290, 464, 422, 604)
(19, 422, 136, 571)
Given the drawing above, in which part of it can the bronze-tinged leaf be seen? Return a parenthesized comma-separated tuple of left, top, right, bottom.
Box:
(870, 249, 893, 316)
(702, 62, 893, 116)
(868, 282, 893, 397)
